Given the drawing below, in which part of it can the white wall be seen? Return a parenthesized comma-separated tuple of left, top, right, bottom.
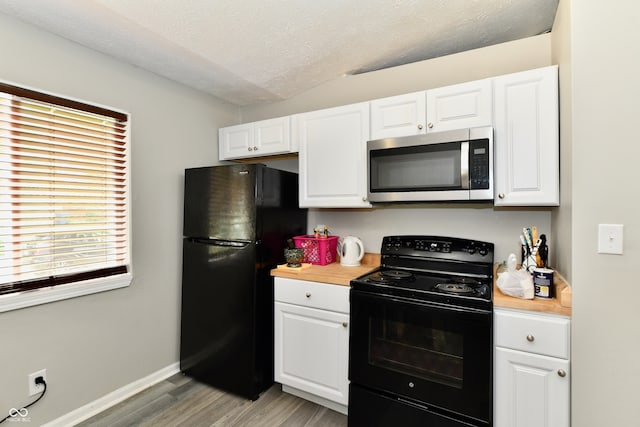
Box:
(247, 35, 555, 263)
(307, 207, 551, 263)
(551, 0, 573, 281)
(0, 13, 239, 425)
(243, 34, 554, 121)
(568, 1, 640, 425)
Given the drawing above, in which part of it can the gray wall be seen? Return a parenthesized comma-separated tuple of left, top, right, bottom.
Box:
(245, 34, 555, 263)
(0, 13, 238, 425)
(566, 1, 640, 425)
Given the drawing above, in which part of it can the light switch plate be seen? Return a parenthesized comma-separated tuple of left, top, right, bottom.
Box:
(598, 224, 624, 255)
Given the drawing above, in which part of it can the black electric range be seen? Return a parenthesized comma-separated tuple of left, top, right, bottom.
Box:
(348, 235, 495, 427)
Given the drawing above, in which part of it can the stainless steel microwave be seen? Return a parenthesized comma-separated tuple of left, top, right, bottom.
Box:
(367, 126, 493, 203)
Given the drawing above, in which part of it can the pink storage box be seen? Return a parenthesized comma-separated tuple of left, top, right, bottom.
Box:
(293, 235, 339, 265)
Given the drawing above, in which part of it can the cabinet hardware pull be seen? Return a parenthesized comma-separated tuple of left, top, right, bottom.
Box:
(253, 146, 258, 151)
(557, 369, 567, 377)
(417, 123, 423, 130)
(248, 147, 253, 151)
(526, 335, 535, 342)
(498, 193, 505, 199)
(305, 292, 311, 298)
(342, 322, 348, 327)
(427, 122, 434, 129)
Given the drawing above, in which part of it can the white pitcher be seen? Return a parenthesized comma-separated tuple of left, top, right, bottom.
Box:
(338, 236, 365, 266)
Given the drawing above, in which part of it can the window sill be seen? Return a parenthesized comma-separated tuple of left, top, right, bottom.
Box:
(0, 273, 132, 313)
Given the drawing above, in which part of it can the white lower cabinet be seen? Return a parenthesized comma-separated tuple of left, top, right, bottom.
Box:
(274, 278, 349, 414)
(494, 308, 570, 427)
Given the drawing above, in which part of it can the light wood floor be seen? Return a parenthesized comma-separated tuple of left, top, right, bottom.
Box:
(76, 373, 348, 427)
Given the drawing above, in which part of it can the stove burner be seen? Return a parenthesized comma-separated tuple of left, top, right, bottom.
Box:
(366, 270, 414, 284)
(453, 277, 482, 286)
(434, 282, 476, 296)
(380, 270, 413, 280)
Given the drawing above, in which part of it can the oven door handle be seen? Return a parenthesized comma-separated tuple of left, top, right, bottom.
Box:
(350, 289, 492, 316)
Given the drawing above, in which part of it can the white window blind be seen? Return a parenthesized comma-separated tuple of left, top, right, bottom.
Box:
(0, 83, 130, 296)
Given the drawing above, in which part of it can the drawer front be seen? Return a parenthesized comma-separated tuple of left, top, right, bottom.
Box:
(495, 308, 570, 359)
(274, 277, 349, 313)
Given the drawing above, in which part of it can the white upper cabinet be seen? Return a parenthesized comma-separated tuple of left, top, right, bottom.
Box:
(369, 79, 492, 140)
(370, 91, 427, 140)
(219, 116, 293, 160)
(493, 66, 559, 206)
(294, 102, 371, 208)
(426, 78, 493, 133)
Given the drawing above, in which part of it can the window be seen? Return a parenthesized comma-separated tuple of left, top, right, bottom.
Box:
(0, 82, 130, 311)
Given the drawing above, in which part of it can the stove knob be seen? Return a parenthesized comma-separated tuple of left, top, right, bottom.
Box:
(479, 248, 488, 256)
(467, 247, 476, 254)
(477, 285, 490, 298)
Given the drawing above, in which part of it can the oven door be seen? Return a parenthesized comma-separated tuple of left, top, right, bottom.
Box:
(349, 289, 492, 424)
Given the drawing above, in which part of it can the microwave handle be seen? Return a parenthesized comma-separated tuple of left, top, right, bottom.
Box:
(460, 141, 469, 190)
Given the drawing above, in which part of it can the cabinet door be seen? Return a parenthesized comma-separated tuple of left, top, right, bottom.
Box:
(495, 347, 570, 427)
(219, 117, 292, 160)
(370, 91, 426, 139)
(274, 301, 350, 405)
(254, 116, 292, 156)
(219, 123, 253, 160)
(493, 66, 559, 206)
(426, 78, 492, 133)
(294, 102, 371, 208)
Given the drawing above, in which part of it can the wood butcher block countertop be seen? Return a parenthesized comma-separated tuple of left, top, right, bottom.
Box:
(270, 253, 381, 286)
(493, 264, 572, 317)
(272, 256, 572, 317)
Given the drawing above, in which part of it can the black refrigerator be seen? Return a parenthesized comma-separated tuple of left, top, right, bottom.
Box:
(179, 164, 307, 400)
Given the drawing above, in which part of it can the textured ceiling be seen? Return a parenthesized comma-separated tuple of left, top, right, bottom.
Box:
(0, 0, 558, 106)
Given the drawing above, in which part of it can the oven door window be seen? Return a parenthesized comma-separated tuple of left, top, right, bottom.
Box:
(370, 316, 464, 389)
(349, 291, 492, 423)
(369, 142, 463, 192)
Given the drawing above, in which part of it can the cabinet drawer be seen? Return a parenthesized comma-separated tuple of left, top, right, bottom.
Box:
(274, 278, 349, 313)
(495, 309, 570, 359)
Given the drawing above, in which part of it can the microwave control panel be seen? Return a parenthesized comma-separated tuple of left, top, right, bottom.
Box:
(469, 139, 490, 190)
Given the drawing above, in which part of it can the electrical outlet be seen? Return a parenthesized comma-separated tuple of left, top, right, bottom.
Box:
(28, 369, 46, 396)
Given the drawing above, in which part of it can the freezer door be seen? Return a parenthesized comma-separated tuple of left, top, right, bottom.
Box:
(183, 165, 257, 241)
(179, 238, 265, 400)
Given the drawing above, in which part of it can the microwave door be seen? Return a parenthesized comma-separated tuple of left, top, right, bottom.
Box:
(367, 138, 471, 202)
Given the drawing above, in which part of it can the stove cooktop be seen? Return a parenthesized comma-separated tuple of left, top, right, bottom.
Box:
(351, 235, 495, 310)
(354, 268, 491, 306)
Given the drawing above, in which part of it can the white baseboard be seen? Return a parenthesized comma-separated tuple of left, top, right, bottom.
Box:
(42, 362, 181, 427)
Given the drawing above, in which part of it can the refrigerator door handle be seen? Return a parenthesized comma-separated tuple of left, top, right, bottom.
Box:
(189, 238, 252, 247)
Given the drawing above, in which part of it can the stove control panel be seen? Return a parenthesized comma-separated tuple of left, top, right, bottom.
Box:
(381, 235, 494, 261)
